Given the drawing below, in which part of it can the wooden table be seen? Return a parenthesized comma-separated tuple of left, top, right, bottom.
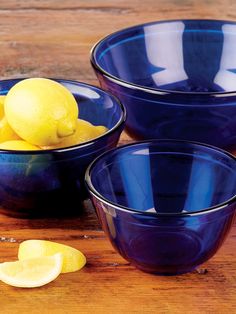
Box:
(0, 1, 236, 313)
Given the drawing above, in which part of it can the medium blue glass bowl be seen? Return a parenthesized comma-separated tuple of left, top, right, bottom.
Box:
(91, 19, 236, 152)
(0, 78, 125, 217)
(85, 140, 236, 275)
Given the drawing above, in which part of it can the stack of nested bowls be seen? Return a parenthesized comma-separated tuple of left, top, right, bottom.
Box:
(88, 20, 236, 274)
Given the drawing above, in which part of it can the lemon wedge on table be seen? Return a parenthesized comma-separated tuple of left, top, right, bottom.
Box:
(18, 240, 86, 273)
(4, 78, 78, 146)
(0, 253, 62, 288)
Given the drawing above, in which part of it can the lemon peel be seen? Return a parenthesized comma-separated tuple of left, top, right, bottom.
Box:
(0, 95, 6, 120)
(42, 119, 108, 149)
(0, 140, 40, 150)
(18, 240, 86, 273)
(0, 117, 20, 143)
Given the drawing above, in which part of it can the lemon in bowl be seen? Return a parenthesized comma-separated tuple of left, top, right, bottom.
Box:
(0, 78, 125, 217)
(4, 78, 78, 146)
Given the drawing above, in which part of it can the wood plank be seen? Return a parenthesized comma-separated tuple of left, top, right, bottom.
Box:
(0, 0, 235, 81)
(0, 226, 236, 314)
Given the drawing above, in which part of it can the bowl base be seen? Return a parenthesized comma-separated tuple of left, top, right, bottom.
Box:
(134, 264, 197, 276)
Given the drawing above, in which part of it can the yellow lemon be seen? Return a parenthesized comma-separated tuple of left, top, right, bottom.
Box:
(0, 140, 40, 150)
(42, 119, 107, 149)
(0, 95, 6, 119)
(95, 125, 108, 134)
(5, 78, 78, 146)
(0, 253, 63, 288)
(18, 240, 86, 273)
(0, 96, 20, 142)
(0, 117, 20, 143)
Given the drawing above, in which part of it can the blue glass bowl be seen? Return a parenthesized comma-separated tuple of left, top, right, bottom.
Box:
(0, 78, 125, 217)
(85, 140, 236, 275)
(91, 19, 236, 152)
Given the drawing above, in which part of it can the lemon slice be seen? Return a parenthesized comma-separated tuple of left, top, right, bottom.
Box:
(18, 240, 86, 273)
(0, 253, 62, 288)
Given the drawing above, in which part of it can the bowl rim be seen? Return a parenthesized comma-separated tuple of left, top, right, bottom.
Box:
(85, 139, 236, 217)
(0, 78, 126, 155)
(90, 18, 236, 98)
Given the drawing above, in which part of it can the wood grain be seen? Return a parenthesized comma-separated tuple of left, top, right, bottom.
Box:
(0, 1, 235, 313)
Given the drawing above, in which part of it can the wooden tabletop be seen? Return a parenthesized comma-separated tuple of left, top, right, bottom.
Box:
(0, 1, 236, 313)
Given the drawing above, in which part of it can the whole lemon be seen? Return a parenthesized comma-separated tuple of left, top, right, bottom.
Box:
(4, 78, 78, 146)
(0, 96, 20, 142)
(0, 117, 20, 143)
(0, 95, 6, 120)
(42, 119, 107, 149)
(0, 140, 40, 150)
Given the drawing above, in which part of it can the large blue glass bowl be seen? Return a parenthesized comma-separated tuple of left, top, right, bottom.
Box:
(85, 140, 236, 275)
(91, 19, 236, 152)
(0, 79, 125, 217)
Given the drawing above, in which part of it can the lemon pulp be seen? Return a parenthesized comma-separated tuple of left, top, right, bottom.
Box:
(0, 253, 62, 288)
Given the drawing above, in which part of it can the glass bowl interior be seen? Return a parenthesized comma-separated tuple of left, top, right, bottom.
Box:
(92, 19, 236, 94)
(87, 140, 236, 215)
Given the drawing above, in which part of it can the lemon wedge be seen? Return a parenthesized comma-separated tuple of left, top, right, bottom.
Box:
(0, 253, 62, 288)
(18, 240, 86, 273)
(4, 78, 78, 146)
(0, 140, 40, 150)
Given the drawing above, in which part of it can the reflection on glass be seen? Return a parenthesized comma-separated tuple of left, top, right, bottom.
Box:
(64, 84, 101, 99)
(144, 22, 187, 87)
(183, 158, 215, 212)
(214, 24, 236, 91)
(118, 149, 154, 211)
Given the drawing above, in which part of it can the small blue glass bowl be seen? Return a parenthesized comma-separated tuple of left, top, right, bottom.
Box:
(85, 140, 236, 275)
(91, 19, 236, 152)
(0, 78, 125, 217)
